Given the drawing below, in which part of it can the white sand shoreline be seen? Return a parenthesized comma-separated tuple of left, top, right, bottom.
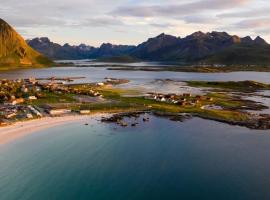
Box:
(0, 114, 109, 146)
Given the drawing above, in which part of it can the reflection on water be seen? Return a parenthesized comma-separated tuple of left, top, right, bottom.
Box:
(244, 92, 270, 114)
(1, 64, 270, 84)
(55, 60, 174, 67)
(0, 64, 270, 95)
(1, 117, 270, 200)
(117, 79, 204, 95)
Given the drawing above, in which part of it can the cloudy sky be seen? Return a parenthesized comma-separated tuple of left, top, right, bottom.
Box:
(1, 0, 269, 46)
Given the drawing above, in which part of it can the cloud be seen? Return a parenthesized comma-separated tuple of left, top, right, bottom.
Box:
(4, 15, 66, 28)
(1, 0, 270, 45)
(183, 15, 217, 24)
(149, 22, 172, 28)
(223, 18, 270, 39)
(111, 0, 250, 18)
(218, 7, 270, 18)
(76, 17, 124, 27)
(235, 18, 270, 29)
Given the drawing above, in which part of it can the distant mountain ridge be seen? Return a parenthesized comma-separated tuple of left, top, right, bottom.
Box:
(27, 31, 270, 65)
(130, 32, 269, 63)
(0, 18, 52, 68)
(27, 37, 135, 60)
(27, 37, 96, 60)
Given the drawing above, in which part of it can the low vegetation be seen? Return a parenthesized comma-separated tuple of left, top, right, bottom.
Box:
(186, 80, 270, 92)
(0, 78, 269, 129)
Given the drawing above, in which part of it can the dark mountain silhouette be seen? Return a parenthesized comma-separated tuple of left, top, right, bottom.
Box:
(27, 31, 270, 65)
(130, 31, 270, 64)
(27, 37, 96, 60)
(27, 38, 135, 60)
(90, 43, 135, 58)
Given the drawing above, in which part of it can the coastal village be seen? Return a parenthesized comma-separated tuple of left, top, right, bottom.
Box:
(0, 77, 269, 129)
(0, 77, 103, 126)
(145, 92, 214, 108)
(0, 76, 214, 125)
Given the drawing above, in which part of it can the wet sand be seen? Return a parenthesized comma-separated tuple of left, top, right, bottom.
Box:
(0, 114, 108, 145)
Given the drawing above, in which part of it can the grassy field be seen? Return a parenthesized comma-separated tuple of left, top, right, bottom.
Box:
(9, 82, 263, 127)
(186, 80, 270, 92)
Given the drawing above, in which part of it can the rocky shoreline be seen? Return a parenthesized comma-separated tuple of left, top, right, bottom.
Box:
(100, 111, 270, 130)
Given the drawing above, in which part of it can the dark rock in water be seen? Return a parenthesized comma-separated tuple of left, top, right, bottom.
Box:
(143, 117, 150, 122)
(153, 111, 192, 122)
(131, 123, 138, 127)
(120, 122, 128, 127)
(101, 112, 145, 127)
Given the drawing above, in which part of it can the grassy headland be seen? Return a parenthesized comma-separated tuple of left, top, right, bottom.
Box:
(0, 78, 269, 129)
(186, 80, 270, 92)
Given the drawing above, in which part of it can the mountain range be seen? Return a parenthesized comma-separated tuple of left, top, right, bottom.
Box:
(0, 17, 269, 68)
(0, 18, 52, 68)
(27, 31, 270, 65)
(27, 38, 135, 60)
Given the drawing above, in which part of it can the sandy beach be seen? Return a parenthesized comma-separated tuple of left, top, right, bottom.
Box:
(0, 114, 108, 146)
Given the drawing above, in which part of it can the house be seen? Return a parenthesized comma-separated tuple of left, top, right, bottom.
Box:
(165, 94, 176, 99)
(49, 109, 71, 115)
(28, 96, 37, 100)
(160, 97, 166, 102)
(183, 93, 191, 97)
(21, 86, 28, 93)
(28, 105, 43, 117)
(5, 113, 16, 119)
(178, 101, 186, 106)
(0, 120, 8, 126)
(26, 113, 33, 119)
(196, 95, 203, 100)
(97, 82, 105, 86)
(80, 110, 91, 114)
(192, 99, 200, 104)
(11, 98, 24, 105)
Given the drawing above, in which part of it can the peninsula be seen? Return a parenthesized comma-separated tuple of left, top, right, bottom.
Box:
(0, 77, 269, 131)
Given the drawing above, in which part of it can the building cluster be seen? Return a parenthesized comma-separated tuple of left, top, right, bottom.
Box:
(145, 92, 213, 106)
(0, 77, 106, 125)
(42, 82, 102, 97)
(0, 104, 43, 124)
(0, 78, 40, 105)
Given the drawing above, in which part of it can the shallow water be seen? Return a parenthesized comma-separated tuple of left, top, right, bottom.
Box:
(1, 65, 270, 94)
(1, 116, 270, 200)
(244, 93, 270, 114)
(1, 66, 270, 82)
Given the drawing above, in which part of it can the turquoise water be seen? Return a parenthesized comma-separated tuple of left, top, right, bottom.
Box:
(1, 116, 270, 200)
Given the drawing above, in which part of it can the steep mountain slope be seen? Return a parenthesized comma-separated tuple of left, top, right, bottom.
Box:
(202, 43, 270, 65)
(130, 33, 181, 60)
(0, 18, 52, 68)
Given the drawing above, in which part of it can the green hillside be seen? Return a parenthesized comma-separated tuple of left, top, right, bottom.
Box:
(201, 44, 270, 65)
(0, 18, 52, 69)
